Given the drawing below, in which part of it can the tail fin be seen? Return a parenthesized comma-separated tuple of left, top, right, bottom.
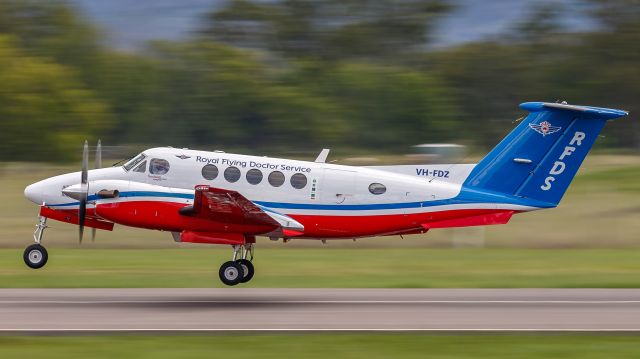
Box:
(463, 102, 628, 206)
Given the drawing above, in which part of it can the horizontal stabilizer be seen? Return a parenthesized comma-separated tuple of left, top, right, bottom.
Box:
(522, 102, 628, 120)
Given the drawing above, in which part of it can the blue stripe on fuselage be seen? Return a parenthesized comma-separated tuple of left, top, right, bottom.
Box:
(48, 189, 555, 211)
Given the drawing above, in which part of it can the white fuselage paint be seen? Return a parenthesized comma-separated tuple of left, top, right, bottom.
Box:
(25, 147, 538, 220)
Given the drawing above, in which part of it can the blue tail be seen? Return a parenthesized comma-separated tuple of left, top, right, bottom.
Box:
(463, 102, 628, 206)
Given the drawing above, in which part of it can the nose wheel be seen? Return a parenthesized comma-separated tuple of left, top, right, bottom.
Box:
(24, 215, 49, 269)
(24, 244, 48, 269)
(218, 244, 255, 286)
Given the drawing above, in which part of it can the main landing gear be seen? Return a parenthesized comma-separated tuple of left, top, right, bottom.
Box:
(219, 243, 255, 286)
(24, 216, 48, 269)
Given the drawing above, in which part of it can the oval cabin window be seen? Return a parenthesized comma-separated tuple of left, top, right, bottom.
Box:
(368, 183, 386, 195)
(201, 164, 219, 180)
(290, 173, 307, 189)
(224, 166, 241, 183)
(268, 171, 285, 187)
(246, 168, 263, 185)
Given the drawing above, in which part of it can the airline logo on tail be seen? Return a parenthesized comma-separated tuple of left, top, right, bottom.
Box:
(540, 131, 586, 191)
(530, 121, 562, 136)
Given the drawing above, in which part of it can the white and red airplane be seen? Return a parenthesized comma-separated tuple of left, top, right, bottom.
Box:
(23, 102, 628, 285)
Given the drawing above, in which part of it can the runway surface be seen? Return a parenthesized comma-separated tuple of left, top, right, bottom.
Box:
(1, 288, 640, 331)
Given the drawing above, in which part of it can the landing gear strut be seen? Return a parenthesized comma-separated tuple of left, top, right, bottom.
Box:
(24, 216, 48, 269)
(218, 243, 255, 286)
(237, 243, 255, 283)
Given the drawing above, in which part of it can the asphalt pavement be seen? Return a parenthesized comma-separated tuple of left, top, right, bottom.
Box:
(1, 288, 640, 331)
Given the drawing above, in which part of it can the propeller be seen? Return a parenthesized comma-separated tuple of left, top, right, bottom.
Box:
(91, 140, 102, 242)
(78, 141, 89, 244)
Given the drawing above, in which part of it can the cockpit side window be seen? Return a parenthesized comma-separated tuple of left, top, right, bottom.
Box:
(150, 158, 170, 175)
(123, 154, 146, 171)
(133, 160, 147, 173)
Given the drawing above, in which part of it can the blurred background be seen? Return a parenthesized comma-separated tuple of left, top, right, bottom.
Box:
(0, 0, 638, 251)
(1, 3, 639, 353)
(0, 0, 637, 160)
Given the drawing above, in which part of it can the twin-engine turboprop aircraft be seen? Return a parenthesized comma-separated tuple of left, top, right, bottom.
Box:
(23, 102, 628, 285)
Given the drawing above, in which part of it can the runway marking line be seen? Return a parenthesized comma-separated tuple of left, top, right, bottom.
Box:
(1, 300, 640, 304)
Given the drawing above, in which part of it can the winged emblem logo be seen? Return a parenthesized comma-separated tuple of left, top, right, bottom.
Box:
(529, 121, 561, 136)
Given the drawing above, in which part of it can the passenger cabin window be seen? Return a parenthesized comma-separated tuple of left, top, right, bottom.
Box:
(246, 169, 263, 185)
(368, 183, 386, 195)
(202, 164, 219, 180)
(149, 158, 170, 175)
(290, 173, 307, 189)
(268, 171, 285, 187)
(133, 160, 147, 173)
(123, 154, 146, 171)
(224, 166, 241, 183)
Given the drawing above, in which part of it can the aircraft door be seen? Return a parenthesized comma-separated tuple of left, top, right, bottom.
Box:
(321, 168, 357, 204)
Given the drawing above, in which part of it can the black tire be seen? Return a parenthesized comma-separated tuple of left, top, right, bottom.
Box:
(23, 244, 48, 269)
(218, 261, 243, 286)
(236, 259, 255, 283)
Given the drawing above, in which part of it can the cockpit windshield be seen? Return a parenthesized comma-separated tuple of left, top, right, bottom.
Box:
(123, 153, 147, 171)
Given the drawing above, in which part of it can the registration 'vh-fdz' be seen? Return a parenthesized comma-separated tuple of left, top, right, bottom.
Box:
(23, 102, 628, 285)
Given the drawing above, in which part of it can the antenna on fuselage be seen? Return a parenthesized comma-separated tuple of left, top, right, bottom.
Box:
(315, 149, 330, 163)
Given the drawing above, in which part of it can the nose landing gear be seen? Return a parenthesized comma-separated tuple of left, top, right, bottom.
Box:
(218, 243, 255, 286)
(24, 216, 48, 269)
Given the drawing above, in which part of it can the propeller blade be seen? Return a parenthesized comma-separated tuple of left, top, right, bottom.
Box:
(95, 139, 102, 169)
(92, 140, 101, 243)
(79, 198, 86, 244)
(82, 140, 88, 186)
(79, 140, 89, 244)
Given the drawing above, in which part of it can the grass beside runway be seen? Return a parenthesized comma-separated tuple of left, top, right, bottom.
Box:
(2, 247, 640, 288)
(1, 334, 640, 358)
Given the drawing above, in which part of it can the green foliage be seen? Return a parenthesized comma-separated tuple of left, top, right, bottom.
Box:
(0, 0, 637, 161)
(139, 41, 348, 149)
(0, 36, 110, 161)
(201, 0, 452, 61)
(288, 62, 459, 148)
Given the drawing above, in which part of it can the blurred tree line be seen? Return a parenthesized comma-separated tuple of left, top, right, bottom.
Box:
(0, 0, 637, 161)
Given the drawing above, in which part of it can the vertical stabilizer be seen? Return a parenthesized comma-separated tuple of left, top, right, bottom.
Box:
(463, 102, 628, 205)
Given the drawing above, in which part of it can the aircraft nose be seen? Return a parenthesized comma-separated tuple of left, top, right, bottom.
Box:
(24, 181, 45, 204)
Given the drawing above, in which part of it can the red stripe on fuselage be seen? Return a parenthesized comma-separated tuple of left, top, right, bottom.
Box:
(88, 200, 518, 238)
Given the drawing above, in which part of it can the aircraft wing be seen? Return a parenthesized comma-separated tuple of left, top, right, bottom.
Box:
(179, 185, 304, 232)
